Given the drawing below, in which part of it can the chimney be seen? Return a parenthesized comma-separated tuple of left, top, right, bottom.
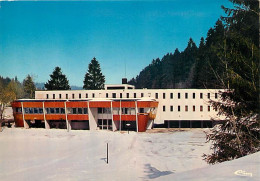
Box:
(122, 78, 127, 84)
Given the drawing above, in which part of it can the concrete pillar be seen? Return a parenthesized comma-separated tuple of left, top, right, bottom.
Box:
(119, 100, 122, 131)
(43, 102, 50, 129)
(64, 101, 70, 132)
(21, 102, 29, 129)
(88, 103, 98, 131)
(111, 101, 117, 132)
(135, 101, 139, 132)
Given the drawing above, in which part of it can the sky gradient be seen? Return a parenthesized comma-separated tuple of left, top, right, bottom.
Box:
(0, 0, 233, 87)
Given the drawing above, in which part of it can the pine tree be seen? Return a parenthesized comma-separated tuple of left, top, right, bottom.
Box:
(203, 0, 260, 164)
(83, 57, 105, 90)
(45, 67, 71, 90)
(23, 75, 36, 99)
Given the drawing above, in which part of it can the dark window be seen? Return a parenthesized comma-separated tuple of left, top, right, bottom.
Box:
(170, 93, 173, 99)
(106, 93, 108, 98)
(112, 93, 116, 98)
(185, 93, 188, 99)
(178, 93, 181, 99)
(50, 108, 55, 114)
(141, 93, 144, 97)
(61, 108, 65, 114)
(55, 108, 60, 114)
(120, 93, 122, 98)
(215, 93, 218, 99)
(139, 108, 144, 113)
(178, 106, 181, 112)
(34, 108, 38, 114)
(78, 108, 82, 114)
(193, 93, 195, 99)
(170, 106, 173, 112)
(193, 106, 195, 112)
(163, 106, 166, 112)
(73, 108, 77, 114)
(185, 105, 188, 112)
(155, 93, 158, 99)
(39, 108, 43, 114)
(98, 108, 103, 114)
(72, 94, 75, 99)
(163, 93, 166, 99)
(59, 94, 62, 99)
(208, 106, 210, 112)
(200, 93, 203, 99)
(46, 94, 49, 99)
(53, 94, 55, 99)
(86, 93, 88, 98)
(79, 93, 81, 99)
(134, 93, 136, 98)
(84, 108, 88, 114)
(92, 93, 95, 98)
(127, 93, 129, 98)
(45, 108, 49, 114)
(200, 106, 203, 112)
(208, 93, 210, 99)
(66, 94, 68, 99)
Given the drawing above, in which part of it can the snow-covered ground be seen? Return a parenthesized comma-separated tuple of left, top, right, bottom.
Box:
(0, 128, 259, 180)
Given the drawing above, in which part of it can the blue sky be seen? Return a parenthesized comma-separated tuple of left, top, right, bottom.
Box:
(0, 0, 233, 87)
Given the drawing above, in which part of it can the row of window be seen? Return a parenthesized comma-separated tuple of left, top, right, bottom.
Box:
(16, 107, 88, 115)
(162, 105, 215, 112)
(45, 92, 218, 100)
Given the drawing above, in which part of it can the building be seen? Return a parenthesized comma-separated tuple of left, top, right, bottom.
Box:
(11, 81, 224, 132)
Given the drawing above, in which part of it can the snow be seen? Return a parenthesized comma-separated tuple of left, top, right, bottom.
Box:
(0, 128, 258, 180)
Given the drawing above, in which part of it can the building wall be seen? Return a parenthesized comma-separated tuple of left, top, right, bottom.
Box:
(35, 89, 224, 124)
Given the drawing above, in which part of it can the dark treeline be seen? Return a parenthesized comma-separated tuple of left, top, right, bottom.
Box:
(128, 19, 228, 89)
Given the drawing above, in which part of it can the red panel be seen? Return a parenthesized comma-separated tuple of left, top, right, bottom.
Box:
(89, 101, 111, 108)
(23, 102, 43, 108)
(138, 115, 149, 132)
(137, 101, 151, 108)
(66, 102, 88, 107)
(45, 114, 66, 120)
(67, 114, 89, 120)
(113, 115, 136, 121)
(14, 114, 24, 127)
(112, 102, 120, 107)
(113, 115, 120, 120)
(11, 101, 22, 107)
(24, 114, 44, 120)
(44, 102, 65, 108)
(121, 101, 135, 108)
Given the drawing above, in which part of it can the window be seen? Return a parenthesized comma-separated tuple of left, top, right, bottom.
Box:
(185, 93, 188, 99)
(163, 106, 166, 112)
(39, 108, 43, 114)
(112, 93, 116, 98)
(200, 106, 203, 112)
(72, 94, 75, 99)
(208, 93, 210, 99)
(83, 108, 88, 114)
(215, 93, 218, 99)
(134, 93, 136, 98)
(155, 93, 158, 99)
(120, 93, 122, 98)
(73, 108, 77, 114)
(86, 93, 88, 98)
(55, 108, 60, 114)
(46, 94, 49, 99)
(208, 106, 210, 112)
(79, 93, 81, 99)
(170, 93, 173, 99)
(127, 93, 129, 98)
(92, 93, 95, 98)
(139, 108, 144, 113)
(200, 93, 203, 99)
(185, 105, 188, 112)
(61, 108, 65, 114)
(170, 106, 173, 112)
(50, 108, 55, 114)
(34, 108, 39, 114)
(121, 108, 129, 115)
(178, 93, 181, 99)
(53, 94, 55, 99)
(141, 93, 144, 98)
(106, 93, 108, 98)
(66, 94, 68, 99)
(193, 93, 195, 99)
(163, 93, 166, 99)
(98, 108, 103, 114)
(178, 106, 181, 112)
(193, 106, 195, 112)
(78, 108, 82, 114)
(59, 94, 62, 99)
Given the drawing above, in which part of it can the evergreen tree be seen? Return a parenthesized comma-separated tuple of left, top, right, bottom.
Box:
(45, 67, 71, 90)
(203, 0, 259, 164)
(23, 75, 36, 99)
(83, 57, 105, 90)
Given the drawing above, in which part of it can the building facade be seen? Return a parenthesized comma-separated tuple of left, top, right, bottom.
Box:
(12, 83, 224, 131)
